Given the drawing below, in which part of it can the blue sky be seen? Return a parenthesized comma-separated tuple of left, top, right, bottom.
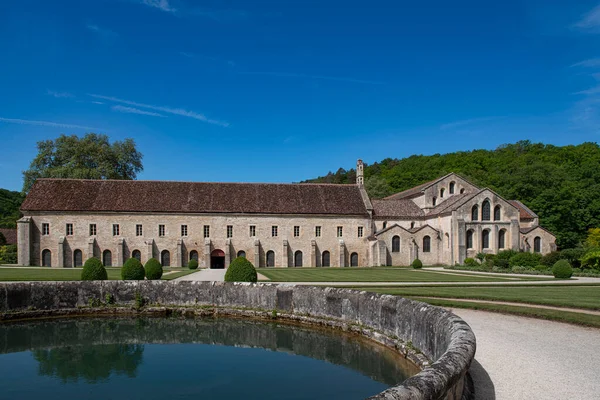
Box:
(1, 0, 600, 192)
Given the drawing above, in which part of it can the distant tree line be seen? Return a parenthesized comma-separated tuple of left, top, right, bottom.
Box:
(305, 141, 600, 249)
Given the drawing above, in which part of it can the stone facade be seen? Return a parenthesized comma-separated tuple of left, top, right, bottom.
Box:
(17, 160, 557, 267)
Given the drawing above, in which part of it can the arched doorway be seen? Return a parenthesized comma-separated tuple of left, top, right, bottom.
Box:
(294, 250, 303, 267)
(211, 249, 225, 269)
(103, 250, 112, 267)
(266, 250, 275, 267)
(350, 252, 359, 267)
(161, 250, 170, 267)
(73, 249, 83, 267)
(321, 251, 330, 267)
(42, 249, 51, 267)
(132, 250, 141, 261)
(189, 250, 198, 261)
(237, 250, 246, 258)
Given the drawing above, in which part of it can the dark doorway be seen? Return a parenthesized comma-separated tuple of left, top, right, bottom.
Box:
(161, 250, 170, 267)
(73, 249, 83, 267)
(294, 250, 303, 267)
(321, 251, 330, 267)
(211, 249, 225, 269)
(132, 250, 141, 261)
(42, 249, 51, 267)
(189, 250, 198, 261)
(103, 250, 112, 267)
(350, 252, 359, 267)
(266, 250, 275, 267)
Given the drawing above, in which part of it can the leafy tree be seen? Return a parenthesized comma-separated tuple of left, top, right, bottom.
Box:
(0, 232, 5, 246)
(584, 228, 600, 249)
(22, 133, 143, 193)
(0, 189, 25, 228)
(365, 176, 392, 199)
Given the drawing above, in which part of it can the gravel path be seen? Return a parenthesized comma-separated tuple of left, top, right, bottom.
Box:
(451, 308, 600, 399)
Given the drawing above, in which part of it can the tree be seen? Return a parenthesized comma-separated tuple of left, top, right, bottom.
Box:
(584, 228, 600, 249)
(22, 134, 143, 193)
(365, 176, 392, 199)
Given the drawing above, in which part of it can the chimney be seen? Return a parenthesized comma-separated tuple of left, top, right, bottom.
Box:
(356, 159, 364, 186)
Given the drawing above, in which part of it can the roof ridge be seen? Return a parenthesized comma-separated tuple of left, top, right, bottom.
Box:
(34, 178, 358, 187)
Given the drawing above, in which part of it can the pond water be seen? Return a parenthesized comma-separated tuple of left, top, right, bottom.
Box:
(0, 317, 418, 399)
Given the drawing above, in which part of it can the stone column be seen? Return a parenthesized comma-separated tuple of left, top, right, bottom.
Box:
(457, 219, 466, 265)
(254, 239, 260, 268)
(176, 239, 183, 268)
(17, 217, 31, 266)
(57, 236, 65, 268)
(88, 238, 95, 260)
(310, 240, 316, 267)
(146, 239, 154, 262)
(282, 240, 289, 268)
(339, 240, 346, 268)
(225, 239, 232, 268)
(377, 239, 386, 266)
(510, 219, 520, 251)
(204, 239, 211, 269)
(116, 238, 124, 267)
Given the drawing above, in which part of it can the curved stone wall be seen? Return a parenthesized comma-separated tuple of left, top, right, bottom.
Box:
(0, 281, 476, 399)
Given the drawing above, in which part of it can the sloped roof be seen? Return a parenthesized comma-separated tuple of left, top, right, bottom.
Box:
(427, 193, 475, 216)
(384, 176, 446, 200)
(372, 199, 424, 219)
(509, 200, 537, 220)
(21, 179, 370, 216)
(0, 228, 16, 245)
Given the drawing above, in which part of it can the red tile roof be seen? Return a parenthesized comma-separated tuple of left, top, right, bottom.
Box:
(21, 179, 370, 216)
(509, 200, 537, 220)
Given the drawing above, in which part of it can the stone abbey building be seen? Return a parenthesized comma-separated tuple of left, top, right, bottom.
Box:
(17, 160, 556, 268)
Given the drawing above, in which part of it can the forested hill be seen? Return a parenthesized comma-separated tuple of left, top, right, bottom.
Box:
(0, 189, 24, 229)
(306, 141, 600, 249)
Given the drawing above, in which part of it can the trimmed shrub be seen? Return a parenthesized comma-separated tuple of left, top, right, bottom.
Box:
(121, 257, 145, 280)
(581, 250, 600, 270)
(188, 259, 199, 270)
(540, 251, 563, 267)
(225, 257, 258, 282)
(81, 257, 107, 281)
(552, 259, 573, 279)
(464, 257, 477, 266)
(508, 252, 542, 268)
(560, 248, 585, 268)
(144, 258, 163, 280)
(411, 259, 423, 269)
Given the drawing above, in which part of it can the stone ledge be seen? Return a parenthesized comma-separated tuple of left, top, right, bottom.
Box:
(0, 281, 476, 400)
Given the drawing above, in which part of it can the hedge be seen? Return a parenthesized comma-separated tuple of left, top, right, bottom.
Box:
(224, 257, 257, 282)
(144, 258, 163, 280)
(81, 257, 108, 281)
(122, 257, 145, 280)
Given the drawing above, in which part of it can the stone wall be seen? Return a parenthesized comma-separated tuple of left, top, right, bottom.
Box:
(0, 281, 475, 400)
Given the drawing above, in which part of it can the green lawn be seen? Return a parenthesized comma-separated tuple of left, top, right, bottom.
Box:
(0, 267, 194, 281)
(353, 285, 600, 310)
(258, 267, 545, 283)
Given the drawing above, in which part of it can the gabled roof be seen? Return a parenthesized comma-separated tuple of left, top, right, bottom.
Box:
(384, 174, 452, 200)
(509, 200, 537, 220)
(520, 225, 553, 235)
(427, 192, 475, 216)
(372, 199, 424, 219)
(21, 179, 370, 216)
(375, 223, 439, 237)
(0, 228, 17, 245)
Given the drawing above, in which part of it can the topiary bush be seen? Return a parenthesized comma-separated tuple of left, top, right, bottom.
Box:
(509, 252, 542, 269)
(122, 257, 145, 280)
(81, 257, 108, 281)
(540, 251, 563, 267)
(552, 259, 573, 279)
(411, 258, 423, 269)
(144, 258, 163, 280)
(224, 257, 258, 282)
(188, 259, 199, 270)
(464, 257, 477, 266)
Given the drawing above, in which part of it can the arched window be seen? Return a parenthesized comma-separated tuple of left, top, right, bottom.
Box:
(382, 221, 387, 229)
(392, 236, 400, 252)
(471, 205, 479, 221)
(449, 182, 455, 194)
(189, 250, 198, 261)
(103, 250, 112, 267)
(466, 230, 474, 249)
(132, 250, 141, 261)
(482, 230, 490, 249)
(460, 188, 465, 194)
(494, 205, 501, 221)
(534, 237, 541, 253)
(498, 229, 506, 249)
(73, 249, 83, 267)
(321, 251, 330, 267)
(445, 233, 450, 248)
(350, 252, 359, 267)
(410, 222, 415, 229)
(266, 250, 275, 267)
(237, 250, 246, 258)
(423, 236, 431, 252)
(294, 250, 303, 267)
(482, 200, 491, 221)
(161, 250, 170, 267)
(440, 188, 445, 198)
(42, 249, 51, 267)
(432, 196, 437, 206)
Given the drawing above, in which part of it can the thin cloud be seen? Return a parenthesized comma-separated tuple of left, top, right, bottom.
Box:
(571, 58, 600, 67)
(140, 0, 176, 13)
(47, 90, 74, 98)
(574, 85, 600, 95)
(89, 94, 229, 127)
(238, 71, 385, 85)
(86, 23, 118, 38)
(0, 117, 103, 131)
(574, 4, 600, 32)
(440, 116, 503, 130)
(111, 105, 166, 117)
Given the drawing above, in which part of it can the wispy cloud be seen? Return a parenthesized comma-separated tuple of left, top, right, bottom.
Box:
(571, 58, 600, 67)
(140, 0, 176, 13)
(0, 117, 103, 131)
(573, 4, 600, 32)
(86, 23, 118, 38)
(91, 101, 105, 105)
(111, 105, 165, 117)
(440, 116, 503, 130)
(47, 90, 74, 98)
(574, 85, 600, 95)
(89, 94, 229, 127)
(238, 71, 385, 85)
